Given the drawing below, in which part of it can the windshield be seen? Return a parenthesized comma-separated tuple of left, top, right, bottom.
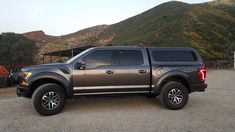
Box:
(66, 48, 94, 64)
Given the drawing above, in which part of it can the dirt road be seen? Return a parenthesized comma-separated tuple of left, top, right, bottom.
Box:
(0, 70, 235, 132)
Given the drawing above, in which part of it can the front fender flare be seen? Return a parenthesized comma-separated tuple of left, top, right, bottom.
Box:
(28, 72, 73, 97)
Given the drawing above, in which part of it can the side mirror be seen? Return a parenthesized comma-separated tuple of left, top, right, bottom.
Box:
(76, 60, 85, 70)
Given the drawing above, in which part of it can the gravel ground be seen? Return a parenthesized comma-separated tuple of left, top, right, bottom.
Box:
(0, 70, 235, 132)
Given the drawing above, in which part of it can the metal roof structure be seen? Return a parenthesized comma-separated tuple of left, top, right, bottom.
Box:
(43, 45, 94, 57)
(42, 45, 95, 63)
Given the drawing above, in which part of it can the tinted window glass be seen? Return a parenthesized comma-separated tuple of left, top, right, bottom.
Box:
(152, 51, 197, 62)
(117, 50, 144, 66)
(84, 50, 112, 69)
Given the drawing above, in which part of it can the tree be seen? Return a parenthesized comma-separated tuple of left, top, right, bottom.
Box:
(0, 33, 37, 68)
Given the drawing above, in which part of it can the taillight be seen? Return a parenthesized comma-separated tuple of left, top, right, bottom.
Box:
(198, 68, 206, 81)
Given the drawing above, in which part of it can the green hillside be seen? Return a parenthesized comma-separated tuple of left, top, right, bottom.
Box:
(38, 0, 235, 61)
(98, 1, 235, 59)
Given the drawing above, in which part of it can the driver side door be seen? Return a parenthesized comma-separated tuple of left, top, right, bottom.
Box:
(72, 50, 115, 95)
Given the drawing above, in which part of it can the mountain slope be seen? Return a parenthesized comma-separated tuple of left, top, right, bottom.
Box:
(24, 0, 235, 63)
(97, 1, 235, 58)
(23, 30, 56, 41)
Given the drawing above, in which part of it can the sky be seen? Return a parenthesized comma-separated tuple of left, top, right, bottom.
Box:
(0, 0, 213, 36)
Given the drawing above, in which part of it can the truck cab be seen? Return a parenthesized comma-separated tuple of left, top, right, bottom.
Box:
(71, 46, 151, 95)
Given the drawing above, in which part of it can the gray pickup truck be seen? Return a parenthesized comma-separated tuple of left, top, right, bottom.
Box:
(17, 46, 207, 115)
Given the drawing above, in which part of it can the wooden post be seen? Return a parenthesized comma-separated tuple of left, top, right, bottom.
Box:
(71, 49, 74, 58)
(59, 53, 61, 63)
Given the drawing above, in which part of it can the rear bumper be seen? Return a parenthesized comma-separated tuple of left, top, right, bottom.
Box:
(192, 83, 207, 92)
(17, 85, 31, 97)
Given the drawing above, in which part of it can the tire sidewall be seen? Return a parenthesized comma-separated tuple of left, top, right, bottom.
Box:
(160, 82, 188, 110)
(32, 83, 66, 116)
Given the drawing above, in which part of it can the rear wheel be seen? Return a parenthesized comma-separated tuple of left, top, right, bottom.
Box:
(160, 81, 188, 110)
(32, 83, 66, 116)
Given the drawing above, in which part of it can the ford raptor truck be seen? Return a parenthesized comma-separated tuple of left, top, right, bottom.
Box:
(17, 46, 207, 115)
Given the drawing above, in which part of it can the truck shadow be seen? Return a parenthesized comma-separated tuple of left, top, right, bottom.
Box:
(63, 96, 163, 113)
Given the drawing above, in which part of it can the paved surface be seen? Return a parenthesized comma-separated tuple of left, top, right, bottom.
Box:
(0, 70, 235, 132)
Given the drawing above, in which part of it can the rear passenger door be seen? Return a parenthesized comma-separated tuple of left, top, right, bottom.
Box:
(114, 49, 150, 92)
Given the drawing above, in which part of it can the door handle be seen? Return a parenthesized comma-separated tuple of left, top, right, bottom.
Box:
(138, 69, 147, 74)
(106, 70, 114, 74)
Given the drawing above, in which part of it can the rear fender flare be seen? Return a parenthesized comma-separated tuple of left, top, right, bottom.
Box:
(153, 71, 191, 94)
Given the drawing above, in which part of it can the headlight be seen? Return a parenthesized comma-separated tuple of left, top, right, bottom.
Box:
(23, 72, 32, 79)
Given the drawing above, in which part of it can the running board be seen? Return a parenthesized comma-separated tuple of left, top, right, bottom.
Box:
(73, 91, 149, 96)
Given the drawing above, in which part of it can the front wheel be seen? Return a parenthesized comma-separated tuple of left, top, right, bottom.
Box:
(160, 81, 188, 110)
(32, 83, 66, 116)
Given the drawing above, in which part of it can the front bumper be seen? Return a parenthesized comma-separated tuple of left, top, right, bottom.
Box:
(17, 85, 31, 97)
(192, 83, 207, 92)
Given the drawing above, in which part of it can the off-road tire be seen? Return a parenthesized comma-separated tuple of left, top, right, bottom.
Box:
(32, 83, 66, 116)
(160, 81, 188, 110)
